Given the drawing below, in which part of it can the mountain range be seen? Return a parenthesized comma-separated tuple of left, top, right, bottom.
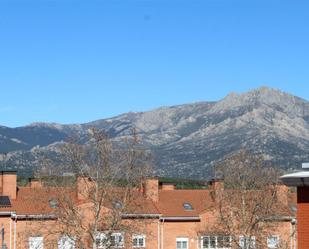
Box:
(1, 86, 309, 178)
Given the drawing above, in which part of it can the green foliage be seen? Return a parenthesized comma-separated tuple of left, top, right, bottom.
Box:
(17, 176, 30, 187)
(159, 177, 207, 189)
(18, 174, 208, 189)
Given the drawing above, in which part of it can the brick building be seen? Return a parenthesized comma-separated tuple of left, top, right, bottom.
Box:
(0, 171, 297, 249)
(281, 163, 309, 249)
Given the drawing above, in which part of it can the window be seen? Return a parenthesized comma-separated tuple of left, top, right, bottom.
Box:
(111, 233, 124, 248)
(96, 232, 107, 249)
(201, 236, 231, 249)
(96, 232, 124, 248)
(132, 234, 146, 248)
(183, 203, 194, 210)
(176, 237, 188, 249)
(58, 235, 75, 249)
(239, 236, 255, 249)
(49, 198, 57, 208)
(29, 236, 43, 249)
(267, 235, 279, 249)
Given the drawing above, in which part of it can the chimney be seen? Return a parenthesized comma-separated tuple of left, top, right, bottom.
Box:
(2, 171, 17, 200)
(77, 175, 94, 200)
(28, 178, 43, 188)
(161, 183, 175, 191)
(144, 178, 159, 202)
(276, 184, 289, 206)
(209, 178, 224, 201)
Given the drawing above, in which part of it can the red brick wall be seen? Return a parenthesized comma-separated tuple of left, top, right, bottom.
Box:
(2, 173, 16, 199)
(144, 178, 159, 202)
(161, 221, 200, 249)
(297, 186, 309, 249)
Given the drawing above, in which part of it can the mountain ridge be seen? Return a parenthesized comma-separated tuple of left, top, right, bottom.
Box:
(1, 86, 308, 178)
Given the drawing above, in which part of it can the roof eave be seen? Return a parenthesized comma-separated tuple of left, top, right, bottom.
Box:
(160, 216, 200, 221)
(121, 213, 161, 219)
(262, 216, 296, 223)
(12, 213, 56, 220)
(281, 172, 309, 186)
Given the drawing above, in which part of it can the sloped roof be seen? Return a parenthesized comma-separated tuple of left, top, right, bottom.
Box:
(0, 187, 77, 215)
(102, 188, 160, 215)
(0, 187, 160, 216)
(0, 185, 296, 219)
(157, 189, 214, 217)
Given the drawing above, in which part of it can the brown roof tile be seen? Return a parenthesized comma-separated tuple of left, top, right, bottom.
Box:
(0, 186, 296, 219)
(157, 189, 214, 217)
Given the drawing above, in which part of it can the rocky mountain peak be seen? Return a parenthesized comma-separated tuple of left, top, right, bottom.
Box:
(0, 87, 308, 178)
(210, 86, 308, 118)
(27, 122, 65, 130)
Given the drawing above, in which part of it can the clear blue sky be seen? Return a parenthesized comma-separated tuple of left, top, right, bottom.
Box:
(0, 0, 308, 127)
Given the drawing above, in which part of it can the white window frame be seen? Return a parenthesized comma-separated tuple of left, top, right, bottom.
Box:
(111, 232, 124, 248)
(176, 237, 189, 249)
(267, 235, 280, 249)
(132, 234, 146, 248)
(58, 235, 75, 249)
(96, 232, 106, 249)
(239, 236, 256, 249)
(200, 236, 232, 249)
(29, 236, 44, 249)
(96, 232, 124, 249)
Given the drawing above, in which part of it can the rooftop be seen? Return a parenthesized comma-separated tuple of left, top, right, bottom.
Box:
(0, 178, 296, 220)
(280, 163, 309, 186)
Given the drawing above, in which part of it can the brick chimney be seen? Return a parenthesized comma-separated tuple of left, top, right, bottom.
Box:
(28, 178, 43, 188)
(161, 183, 175, 191)
(2, 171, 17, 200)
(77, 175, 94, 200)
(209, 178, 224, 201)
(144, 178, 159, 202)
(276, 184, 289, 206)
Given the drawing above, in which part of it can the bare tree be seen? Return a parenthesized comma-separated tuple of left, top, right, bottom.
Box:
(200, 150, 293, 249)
(34, 128, 153, 249)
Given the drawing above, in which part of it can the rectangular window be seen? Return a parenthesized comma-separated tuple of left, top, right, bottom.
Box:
(267, 235, 279, 249)
(176, 237, 188, 249)
(96, 232, 106, 249)
(29, 236, 43, 249)
(58, 235, 75, 249)
(96, 232, 124, 248)
(132, 234, 146, 248)
(111, 233, 124, 248)
(201, 236, 231, 249)
(239, 236, 255, 249)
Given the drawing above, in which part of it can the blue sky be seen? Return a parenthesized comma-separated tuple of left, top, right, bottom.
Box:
(0, 0, 308, 127)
